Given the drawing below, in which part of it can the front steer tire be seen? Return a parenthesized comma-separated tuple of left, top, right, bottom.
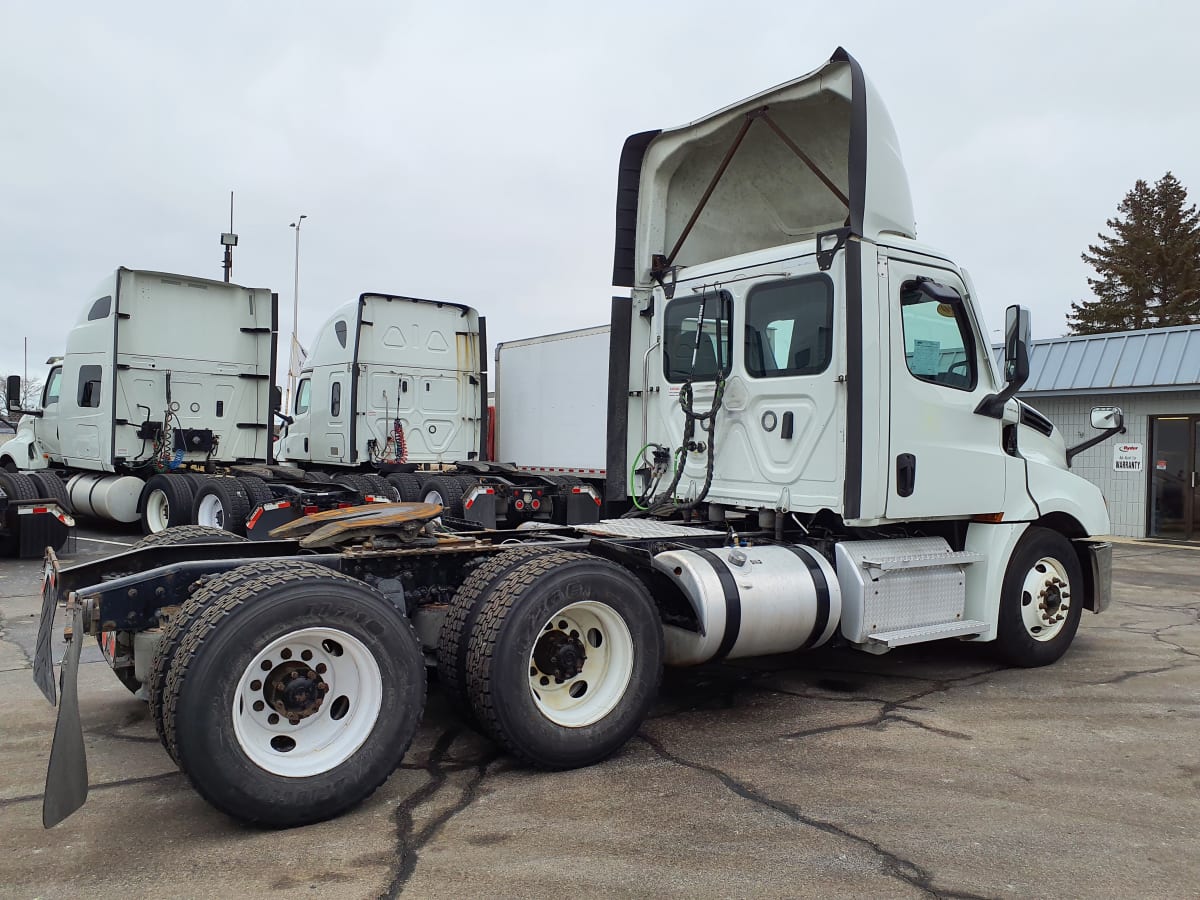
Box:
(993, 526, 1085, 668)
(464, 551, 663, 770)
(160, 563, 426, 827)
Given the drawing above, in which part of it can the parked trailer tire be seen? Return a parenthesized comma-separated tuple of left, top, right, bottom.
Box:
(421, 475, 467, 518)
(191, 476, 252, 535)
(994, 527, 1085, 667)
(437, 546, 571, 720)
(385, 472, 423, 502)
(159, 563, 426, 826)
(464, 551, 663, 769)
(139, 474, 195, 534)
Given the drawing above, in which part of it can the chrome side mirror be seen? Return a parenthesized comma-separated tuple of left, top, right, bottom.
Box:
(1090, 407, 1124, 430)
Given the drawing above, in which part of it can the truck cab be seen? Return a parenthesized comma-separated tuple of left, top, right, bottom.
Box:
(279, 293, 484, 468)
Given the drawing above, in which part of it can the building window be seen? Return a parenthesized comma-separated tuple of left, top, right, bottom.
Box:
(77, 365, 102, 408)
(663, 290, 732, 383)
(744, 276, 833, 378)
(899, 280, 977, 391)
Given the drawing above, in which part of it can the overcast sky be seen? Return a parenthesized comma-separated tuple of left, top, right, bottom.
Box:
(2, 1, 1198, 387)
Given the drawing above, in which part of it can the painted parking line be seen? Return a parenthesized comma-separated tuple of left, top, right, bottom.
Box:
(74, 536, 134, 548)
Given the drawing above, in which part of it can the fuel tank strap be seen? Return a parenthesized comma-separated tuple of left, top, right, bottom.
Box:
(780, 545, 831, 648)
(689, 547, 741, 660)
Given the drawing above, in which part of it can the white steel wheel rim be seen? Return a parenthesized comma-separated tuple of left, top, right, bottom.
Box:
(1019, 556, 1072, 642)
(232, 626, 383, 777)
(196, 493, 225, 528)
(146, 488, 171, 532)
(528, 600, 634, 728)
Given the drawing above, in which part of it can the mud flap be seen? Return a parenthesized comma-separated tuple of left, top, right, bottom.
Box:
(43, 605, 88, 828)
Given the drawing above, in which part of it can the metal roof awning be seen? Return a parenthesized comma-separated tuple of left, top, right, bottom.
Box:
(993, 324, 1200, 396)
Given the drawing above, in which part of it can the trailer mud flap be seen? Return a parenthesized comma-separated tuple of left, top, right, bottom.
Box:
(43, 605, 88, 828)
(33, 554, 60, 706)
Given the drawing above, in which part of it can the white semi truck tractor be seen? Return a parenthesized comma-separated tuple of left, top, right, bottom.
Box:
(36, 49, 1123, 829)
(1, 269, 369, 536)
(277, 293, 604, 527)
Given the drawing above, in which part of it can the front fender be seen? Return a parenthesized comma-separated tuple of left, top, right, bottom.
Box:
(1025, 456, 1110, 536)
(0, 431, 47, 470)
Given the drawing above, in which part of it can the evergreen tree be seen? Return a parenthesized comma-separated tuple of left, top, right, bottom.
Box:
(1067, 172, 1200, 334)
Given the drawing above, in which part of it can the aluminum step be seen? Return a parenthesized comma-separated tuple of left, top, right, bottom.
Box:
(866, 619, 988, 648)
(859, 550, 984, 575)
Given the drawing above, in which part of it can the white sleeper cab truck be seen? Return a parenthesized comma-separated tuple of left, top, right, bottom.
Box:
(1, 269, 369, 537)
(35, 49, 1122, 830)
(277, 293, 602, 527)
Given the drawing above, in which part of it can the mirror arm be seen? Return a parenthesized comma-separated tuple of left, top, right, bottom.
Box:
(974, 345, 1029, 419)
(1066, 425, 1127, 466)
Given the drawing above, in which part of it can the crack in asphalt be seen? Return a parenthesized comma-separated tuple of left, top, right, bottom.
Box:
(379, 728, 501, 898)
(637, 731, 995, 900)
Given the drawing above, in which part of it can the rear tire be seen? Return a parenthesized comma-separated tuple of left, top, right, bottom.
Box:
(28, 471, 71, 511)
(385, 472, 423, 502)
(421, 474, 466, 518)
(994, 527, 1084, 667)
(465, 552, 663, 769)
(160, 563, 426, 826)
(132, 524, 250, 551)
(191, 477, 251, 534)
(359, 473, 400, 501)
(139, 474, 195, 534)
(237, 475, 276, 508)
(0, 470, 38, 502)
(437, 546, 567, 720)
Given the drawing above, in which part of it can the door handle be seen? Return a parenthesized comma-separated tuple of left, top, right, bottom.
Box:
(896, 453, 917, 497)
(781, 411, 794, 440)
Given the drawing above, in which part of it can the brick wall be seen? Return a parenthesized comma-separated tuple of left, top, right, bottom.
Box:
(1023, 391, 1200, 538)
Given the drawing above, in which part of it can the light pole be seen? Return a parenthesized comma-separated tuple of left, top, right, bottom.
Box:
(286, 214, 307, 410)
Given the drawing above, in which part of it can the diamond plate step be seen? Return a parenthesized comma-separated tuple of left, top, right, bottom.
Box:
(866, 619, 988, 648)
(860, 550, 984, 574)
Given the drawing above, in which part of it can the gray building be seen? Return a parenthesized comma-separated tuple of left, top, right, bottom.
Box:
(1013, 324, 1200, 540)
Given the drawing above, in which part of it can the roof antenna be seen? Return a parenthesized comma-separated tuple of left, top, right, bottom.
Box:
(220, 191, 238, 282)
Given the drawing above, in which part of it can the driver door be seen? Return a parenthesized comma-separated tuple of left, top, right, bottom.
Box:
(885, 256, 1007, 519)
(35, 366, 63, 460)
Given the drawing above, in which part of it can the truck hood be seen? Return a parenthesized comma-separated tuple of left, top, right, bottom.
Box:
(613, 47, 915, 288)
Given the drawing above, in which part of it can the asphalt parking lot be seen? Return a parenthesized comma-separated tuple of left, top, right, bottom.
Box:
(1, 524, 1198, 899)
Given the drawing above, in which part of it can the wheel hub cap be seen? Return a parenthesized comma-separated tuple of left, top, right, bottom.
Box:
(264, 662, 329, 723)
(533, 630, 587, 682)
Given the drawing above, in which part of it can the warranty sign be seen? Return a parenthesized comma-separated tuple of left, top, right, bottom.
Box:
(1113, 443, 1143, 472)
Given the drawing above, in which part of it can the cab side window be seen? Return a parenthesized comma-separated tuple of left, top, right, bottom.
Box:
(330, 381, 342, 417)
(899, 281, 977, 391)
(43, 367, 63, 406)
(77, 365, 102, 408)
(663, 291, 732, 383)
(744, 276, 833, 378)
(295, 379, 311, 416)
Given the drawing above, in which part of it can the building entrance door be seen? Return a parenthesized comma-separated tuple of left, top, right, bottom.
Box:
(1149, 416, 1200, 540)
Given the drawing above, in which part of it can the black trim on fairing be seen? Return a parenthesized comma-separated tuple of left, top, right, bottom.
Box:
(605, 297, 633, 514)
(478, 316, 489, 462)
(612, 130, 662, 288)
(830, 47, 868, 521)
(1018, 400, 1054, 437)
(109, 270, 124, 466)
(267, 291, 279, 464)
(348, 297, 367, 463)
(690, 547, 742, 660)
(779, 544, 832, 648)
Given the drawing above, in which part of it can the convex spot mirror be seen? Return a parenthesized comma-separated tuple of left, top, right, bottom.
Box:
(1090, 406, 1124, 430)
(5, 375, 20, 413)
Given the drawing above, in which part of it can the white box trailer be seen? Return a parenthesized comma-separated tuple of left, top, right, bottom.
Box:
(494, 325, 609, 477)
